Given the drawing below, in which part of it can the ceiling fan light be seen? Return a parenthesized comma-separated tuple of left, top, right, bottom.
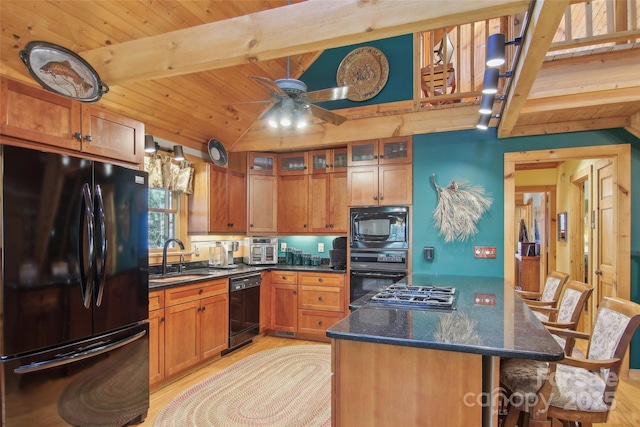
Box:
(268, 117, 278, 128)
(280, 114, 292, 127)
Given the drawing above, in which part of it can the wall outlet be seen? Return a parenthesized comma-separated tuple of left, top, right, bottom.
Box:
(423, 246, 434, 261)
(281, 242, 287, 252)
(194, 245, 200, 256)
(318, 242, 325, 253)
(474, 246, 497, 259)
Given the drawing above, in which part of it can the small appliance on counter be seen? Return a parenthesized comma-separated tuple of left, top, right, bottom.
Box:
(329, 237, 347, 270)
(243, 237, 278, 265)
(210, 241, 240, 269)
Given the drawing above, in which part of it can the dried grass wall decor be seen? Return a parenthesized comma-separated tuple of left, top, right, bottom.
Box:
(432, 174, 493, 243)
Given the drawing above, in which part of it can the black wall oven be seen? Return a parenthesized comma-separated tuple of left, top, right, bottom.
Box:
(350, 206, 409, 249)
(350, 250, 407, 303)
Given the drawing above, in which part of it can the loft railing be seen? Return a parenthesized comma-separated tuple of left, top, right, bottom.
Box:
(418, 15, 520, 105)
(417, 0, 639, 106)
(548, 0, 640, 55)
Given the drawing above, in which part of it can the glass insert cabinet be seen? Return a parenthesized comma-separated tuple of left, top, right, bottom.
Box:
(347, 137, 412, 166)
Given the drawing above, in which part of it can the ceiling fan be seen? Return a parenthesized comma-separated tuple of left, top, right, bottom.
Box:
(251, 69, 351, 129)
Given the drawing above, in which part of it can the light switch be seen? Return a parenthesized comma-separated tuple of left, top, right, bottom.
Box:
(423, 246, 434, 261)
(318, 243, 325, 253)
(281, 242, 287, 252)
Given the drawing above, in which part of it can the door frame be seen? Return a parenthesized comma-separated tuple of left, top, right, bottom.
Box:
(504, 144, 631, 303)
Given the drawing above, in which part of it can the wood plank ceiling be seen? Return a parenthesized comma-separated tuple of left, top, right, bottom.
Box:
(1, 0, 639, 155)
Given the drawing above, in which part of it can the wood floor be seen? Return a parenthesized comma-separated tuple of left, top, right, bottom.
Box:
(139, 335, 640, 427)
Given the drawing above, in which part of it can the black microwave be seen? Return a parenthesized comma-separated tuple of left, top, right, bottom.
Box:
(350, 206, 409, 249)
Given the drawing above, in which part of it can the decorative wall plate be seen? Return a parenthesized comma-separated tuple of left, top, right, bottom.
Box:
(19, 40, 108, 102)
(336, 46, 389, 101)
(207, 138, 228, 167)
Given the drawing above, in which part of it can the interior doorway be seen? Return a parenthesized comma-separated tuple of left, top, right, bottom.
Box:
(505, 145, 631, 333)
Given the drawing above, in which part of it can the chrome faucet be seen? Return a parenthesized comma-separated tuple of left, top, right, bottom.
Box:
(162, 238, 185, 275)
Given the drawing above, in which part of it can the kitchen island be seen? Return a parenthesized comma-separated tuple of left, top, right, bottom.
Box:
(326, 274, 564, 427)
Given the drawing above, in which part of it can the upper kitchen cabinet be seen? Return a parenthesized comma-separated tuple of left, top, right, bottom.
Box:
(309, 172, 348, 233)
(278, 152, 308, 175)
(248, 174, 277, 234)
(347, 136, 412, 166)
(0, 77, 143, 164)
(309, 148, 347, 174)
(277, 174, 309, 233)
(189, 162, 246, 234)
(348, 164, 413, 206)
(248, 152, 276, 175)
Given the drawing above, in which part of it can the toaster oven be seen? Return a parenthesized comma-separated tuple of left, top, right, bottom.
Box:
(243, 237, 278, 265)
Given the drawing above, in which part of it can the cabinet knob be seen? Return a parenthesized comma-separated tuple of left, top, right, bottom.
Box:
(373, 155, 378, 159)
(318, 277, 323, 283)
(318, 320, 323, 326)
(329, 164, 334, 168)
(199, 289, 204, 294)
(201, 306, 206, 311)
(373, 196, 378, 200)
(282, 276, 287, 280)
(379, 154, 384, 159)
(325, 224, 330, 228)
(318, 296, 323, 301)
(73, 132, 82, 141)
(84, 135, 92, 142)
(330, 224, 334, 228)
(379, 196, 384, 200)
(303, 224, 307, 228)
(595, 270, 603, 275)
(250, 165, 255, 169)
(161, 317, 165, 322)
(293, 290, 297, 295)
(250, 223, 254, 227)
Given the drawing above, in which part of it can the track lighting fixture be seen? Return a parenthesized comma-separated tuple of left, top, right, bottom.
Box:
(479, 94, 495, 115)
(144, 135, 186, 160)
(476, 114, 501, 130)
(485, 33, 522, 67)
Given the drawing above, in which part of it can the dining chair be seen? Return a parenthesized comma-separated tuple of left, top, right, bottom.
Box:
(420, 63, 457, 105)
(528, 280, 593, 356)
(500, 296, 640, 427)
(517, 270, 570, 309)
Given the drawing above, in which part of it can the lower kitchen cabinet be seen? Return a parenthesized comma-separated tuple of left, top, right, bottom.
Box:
(149, 279, 228, 386)
(270, 270, 345, 340)
(149, 290, 165, 387)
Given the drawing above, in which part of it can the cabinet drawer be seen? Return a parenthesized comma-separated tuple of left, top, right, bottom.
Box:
(298, 285, 343, 311)
(271, 270, 297, 284)
(298, 310, 343, 334)
(149, 290, 165, 311)
(298, 272, 344, 287)
(165, 279, 227, 306)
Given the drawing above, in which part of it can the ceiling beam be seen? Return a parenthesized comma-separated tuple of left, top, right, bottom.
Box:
(626, 112, 640, 139)
(498, 0, 570, 138)
(232, 104, 481, 152)
(510, 116, 631, 137)
(80, 0, 530, 86)
(520, 87, 640, 113)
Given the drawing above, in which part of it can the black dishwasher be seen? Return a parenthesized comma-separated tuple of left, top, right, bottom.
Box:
(226, 273, 261, 354)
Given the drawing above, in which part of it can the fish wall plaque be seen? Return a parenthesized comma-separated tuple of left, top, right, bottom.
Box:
(19, 41, 108, 102)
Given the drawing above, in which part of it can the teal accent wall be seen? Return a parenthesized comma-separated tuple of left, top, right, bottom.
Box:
(302, 34, 640, 369)
(301, 34, 413, 109)
(277, 235, 342, 259)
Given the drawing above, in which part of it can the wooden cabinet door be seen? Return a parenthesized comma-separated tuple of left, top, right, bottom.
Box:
(379, 164, 412, 205)
(272, 284, 297, 332)
(207, 164, 228, 232)
(81, 105, 144, 164)
(278, 152, 308, 175)
(200, 293, 229, 359)
(347, 139, 379, 166)
(248, 175, 277, 233)
(330, 172, 349, 232)
(298, 285, 343, 311)
(259, 271, 271, 332)
(277, 175, 309, 233)
(1, 77, 82, 150)
(347, 166, 378, 206)
(165, 300, 200, 377)
(148, 308, 165, 387)
(378, 136, 412, 165)
(227, 169, 246, 232)
(309, 173, 331, 233)
(248, 152, 276, 175)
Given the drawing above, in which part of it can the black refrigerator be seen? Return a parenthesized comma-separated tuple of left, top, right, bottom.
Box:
(0, 145, 150, 426)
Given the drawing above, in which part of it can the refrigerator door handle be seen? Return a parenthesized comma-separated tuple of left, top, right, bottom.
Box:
(13, 330, 147, 374)
(79, 183, 95, 308)
(94, 184, 107, 306)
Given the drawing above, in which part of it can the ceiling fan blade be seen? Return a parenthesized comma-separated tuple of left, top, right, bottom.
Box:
(251, 75, 287, 96)
(306, 86, 351, 102)
(308, 104, 347, 126)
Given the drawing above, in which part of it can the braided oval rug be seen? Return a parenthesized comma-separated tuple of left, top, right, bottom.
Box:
(154, 345, 331, 427)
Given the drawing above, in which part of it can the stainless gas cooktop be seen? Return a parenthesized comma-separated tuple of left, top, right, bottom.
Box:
(369, 284, 456, 310)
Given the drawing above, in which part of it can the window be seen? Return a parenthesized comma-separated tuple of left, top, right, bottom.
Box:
(148, 188, 179, 249)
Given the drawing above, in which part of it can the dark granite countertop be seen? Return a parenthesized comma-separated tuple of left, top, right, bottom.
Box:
(327, 274, 564, 361)
(149, 263, 345, 290)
